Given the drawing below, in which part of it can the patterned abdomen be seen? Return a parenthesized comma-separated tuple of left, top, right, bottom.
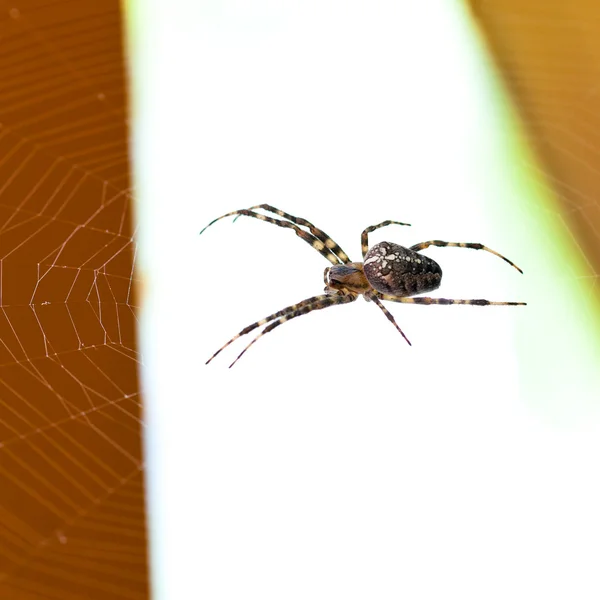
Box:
(363, 241, 442, 296)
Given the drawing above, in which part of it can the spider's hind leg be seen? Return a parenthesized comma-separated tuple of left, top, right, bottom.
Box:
(410, 240, 523, 274)
(378, 294, 526, 307)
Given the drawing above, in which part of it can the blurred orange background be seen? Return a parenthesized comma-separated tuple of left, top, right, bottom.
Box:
(470, 0, 600, 288)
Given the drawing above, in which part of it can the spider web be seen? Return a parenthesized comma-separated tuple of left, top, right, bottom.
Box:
(0, 2, 146, 599)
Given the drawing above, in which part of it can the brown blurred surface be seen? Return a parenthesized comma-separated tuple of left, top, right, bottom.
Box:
(469, 0, 600, 282)
(0, 1, 146, 599)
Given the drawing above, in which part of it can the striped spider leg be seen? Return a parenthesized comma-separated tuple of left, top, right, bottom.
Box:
(376, 294, 526, 307)
(409, 240, 523, 274)
(200, 205, 526, 366)
(200, 203, 350, 265)
(224, 293, 357, 368)
(205, 293, 357, 368)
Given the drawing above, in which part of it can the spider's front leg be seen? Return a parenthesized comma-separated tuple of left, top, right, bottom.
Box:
(243, 204, 351, 264)
(200, 206, 350, 265)
(228, 292, 358, 367)
(205, 294, 326, 365)
(206, 291, 359, 367)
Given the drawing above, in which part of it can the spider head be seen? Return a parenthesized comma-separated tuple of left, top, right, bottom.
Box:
(324, 262, 371, 295)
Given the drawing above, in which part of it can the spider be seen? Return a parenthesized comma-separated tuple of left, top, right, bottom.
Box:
(200, 204, 525, 367)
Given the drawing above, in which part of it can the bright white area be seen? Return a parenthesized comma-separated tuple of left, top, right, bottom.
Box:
(133, 1, 600, 598)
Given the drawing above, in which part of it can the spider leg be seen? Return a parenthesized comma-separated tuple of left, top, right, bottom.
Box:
(366, 292, 411, 345)
(377, 293, 526, 307)
(229, 293, 358, 368)
(200, 208, 341, 265)
(409, 240, 523, 274)
(361, 220, 411, 258)
(206, 294, 327, 365)
(242, 204, 352, 264)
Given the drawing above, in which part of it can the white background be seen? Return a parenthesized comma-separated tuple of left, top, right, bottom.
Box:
(134, 1, 600, 598)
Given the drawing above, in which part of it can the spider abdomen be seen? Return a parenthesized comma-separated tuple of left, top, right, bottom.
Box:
(363, 241, 442, 296)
